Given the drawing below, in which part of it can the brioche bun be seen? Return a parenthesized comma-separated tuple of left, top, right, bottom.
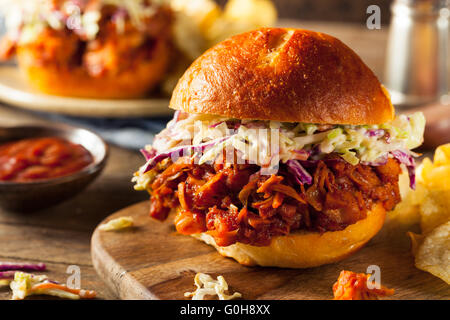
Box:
(192, 203, 386, 268)
(170, 28, 394, 124)
(16, 39, 169, 99)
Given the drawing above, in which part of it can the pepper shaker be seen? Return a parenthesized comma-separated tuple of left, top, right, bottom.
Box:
(384, 0, 449, 107)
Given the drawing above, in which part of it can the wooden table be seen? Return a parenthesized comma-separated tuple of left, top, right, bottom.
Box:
(0, 21, 391, 300)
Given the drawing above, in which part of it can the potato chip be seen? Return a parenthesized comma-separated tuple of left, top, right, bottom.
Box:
(170, 0, 219, 59)
(413, 144, 450, 233)
(389, 201, 421, 228)
(170, 0, 278, 56)
(171, 0, 221, 32)
(415, 221, 450, 285)
(224, 0, 277, 28)
(417, 144, 450, 189)
(405, 145, 450, 285)
(433, 143, 450, 166)
(204, 0, 277, 46)
(421, 165, 450, 189)
(171, 11, 206, 60)
(420, 189, 450, 234)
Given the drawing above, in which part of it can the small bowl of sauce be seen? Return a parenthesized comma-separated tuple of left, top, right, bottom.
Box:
(0, 124, 108, 212)
(0, 137, 94, 182)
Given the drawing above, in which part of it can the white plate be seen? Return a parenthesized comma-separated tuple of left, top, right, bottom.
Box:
(0, 64, 172, 118)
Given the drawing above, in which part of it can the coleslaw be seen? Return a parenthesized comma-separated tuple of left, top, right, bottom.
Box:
(134, 111, 425, 190)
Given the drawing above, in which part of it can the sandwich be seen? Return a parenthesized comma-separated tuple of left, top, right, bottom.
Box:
(133, 28, 425, 268)
(0, 0, 173, 98)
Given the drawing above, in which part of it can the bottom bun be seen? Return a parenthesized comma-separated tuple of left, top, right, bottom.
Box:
(192, 203, 386, 268)
(16, 40, 169, 99)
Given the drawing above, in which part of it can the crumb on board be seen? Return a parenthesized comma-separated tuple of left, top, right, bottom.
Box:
(9, 272, 96, 300)
(99, 216, 134, 231)
(184, 273, 242, 300)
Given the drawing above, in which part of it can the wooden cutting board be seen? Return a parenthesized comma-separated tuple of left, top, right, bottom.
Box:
(91, 201, 450, 300)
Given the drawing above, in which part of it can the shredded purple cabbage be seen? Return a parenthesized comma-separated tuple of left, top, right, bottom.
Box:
(367, 129, 385, 138)
(140, 148, 156, 161)
(286, 160, 313, 185)
(141, 151, 179, 174)
(47, 279, 61, 284)
(390, 150, 415, 167)
(209, 121, 223, 128)
(390, 150, 416, 189)
(298, 151, 416, 189)
(141, 136, 231, 173)
(0, 262, 46, 272)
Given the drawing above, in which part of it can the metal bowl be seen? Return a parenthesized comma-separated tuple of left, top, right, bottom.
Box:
(0, 124, 108, 212)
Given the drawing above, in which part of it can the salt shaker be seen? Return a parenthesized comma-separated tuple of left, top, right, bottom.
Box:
(384, 0, 449, 107)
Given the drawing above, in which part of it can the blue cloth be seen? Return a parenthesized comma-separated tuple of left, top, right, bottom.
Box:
(41, 113, 172, 150)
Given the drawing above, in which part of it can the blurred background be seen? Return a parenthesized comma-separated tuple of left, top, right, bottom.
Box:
(218, 0, 391, 24)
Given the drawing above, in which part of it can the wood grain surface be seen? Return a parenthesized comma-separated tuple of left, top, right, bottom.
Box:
(91, 201, 450, 300)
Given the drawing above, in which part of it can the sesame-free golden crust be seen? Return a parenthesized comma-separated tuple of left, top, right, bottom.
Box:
(170, 28, 394, 125)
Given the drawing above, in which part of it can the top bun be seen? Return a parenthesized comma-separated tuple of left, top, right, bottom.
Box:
(170, 28, 394, 125)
